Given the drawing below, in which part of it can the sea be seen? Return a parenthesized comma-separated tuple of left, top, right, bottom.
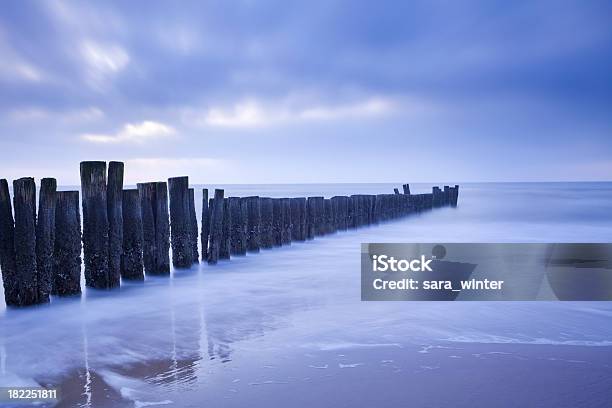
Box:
(1, 182, 611, 407)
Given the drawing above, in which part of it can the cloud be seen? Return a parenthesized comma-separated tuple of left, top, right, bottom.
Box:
(79, 39, 129, 90)
(81, 120, 175, 144)
(190, 97, 396, 128)
(81, 40, 129, 73)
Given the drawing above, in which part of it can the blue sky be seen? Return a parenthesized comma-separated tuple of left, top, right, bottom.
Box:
(1, 0, 611, 184)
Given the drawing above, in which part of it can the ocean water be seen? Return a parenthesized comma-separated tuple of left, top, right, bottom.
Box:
(1, 182, 611, 407)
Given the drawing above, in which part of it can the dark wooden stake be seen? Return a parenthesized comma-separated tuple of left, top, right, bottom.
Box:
(245, 196, 261, 252)
(290, 198, 305, 241)
(13, 177, 38, 305)
(35, 178, 56, 303)
(272, 198, 283, 247)
(53, 191, 82, 295)
(281, 198, 292, 245)
(188, 188, 199, 263)
(220, 198, 231, 259)
(121, 189, 144, 280)
(207, 189, 224, 264)
(80, 161, 110, 288)
(137, 182, 170, 275)
(201, 189, 209, 261)
(229, 197, 246, 255)
(0, 179, 18, 306)
(168, 176, 193, 268)
(260, 197, 274, 249)
(107, 161, 123, 288)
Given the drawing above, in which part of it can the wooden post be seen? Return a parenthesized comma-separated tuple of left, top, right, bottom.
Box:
(240, 197, 250, 249)
(260, 197, 274, 248)
(403, 184, 411, 195)
(121, 189, 144, 280)
(394, 188, 400, 195)
(0, 179, 18, 306)
(281, 198, 292, 245)
(229, 197, 246, 255)
(290, 198, 305, 241)
(168, 176, 193, 268)
(138, 182, 155, 274)
(80, 161, 110, 288)
(201, 189, 209, 261)
(188, 188, 199, 263)
(332, 196, 347, 230)
(272, 198, 283, 247)
(154, 182, 170, 273)
(220, 198, 231, 259)
(350, 195, 361, 227)
(208, 189, 224, 264)
(154, 182, 171, 273)
(245, 196, 261, 252)
(13, 178, 38, 305)
(137, 182, 170, 275)
(324, 199, 335, 234)
(35, 178, 56, 303)
(107, 161, 123, 288)
(306, 197, 321, 238)
(53, 191, 82, 295)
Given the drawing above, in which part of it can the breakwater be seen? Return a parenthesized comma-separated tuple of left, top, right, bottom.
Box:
(0, 161, 459, 307)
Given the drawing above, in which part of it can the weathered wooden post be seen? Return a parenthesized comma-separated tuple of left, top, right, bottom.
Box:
(229, 197, 246, 255)
(138, 182, 155, 274)
(272, 198, 283, 246)
(350, 195, 361, 227)
(394, 188, 400, 195)
(240, 197, 250, 249)
(403, 184, 411, 195)
(220, 198, 231, 259)
(188, 188, 199, 263)
(168, 176, 193, 268)
(107, 161, 123, 288)
(368, 195, 377, 223)
(80, 161, 110, 288)
(121, 189, 144, 280)
(201, 189, 209, 261)
(324, 199, 335, 234)
(260, 197, 274, 248)
(432, 186, 441, 207)
(137, 182, 170, 275)
(426, 192, 434, 210)
(0, 179, 18, 306)
(53, 191, 82, 295)
(35, 178, 56, 303)
(245, 196, 261, 252)
(443, 186, 450, 206)
(281, 198, 292, 245)
(452, 185, 459, 207)
(290, 198, 305, 241)
(154, 182, 170, 273)
(208, 189, 224, 264)
(13, 178, 38, 305)
(306, 197, 321, 238)
(332, 196, 348, 230)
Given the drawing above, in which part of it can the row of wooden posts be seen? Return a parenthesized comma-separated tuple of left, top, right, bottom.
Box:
(0, 161, 459, 307)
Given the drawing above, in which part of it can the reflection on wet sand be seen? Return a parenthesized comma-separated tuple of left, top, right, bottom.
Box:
(37, 272, 303, 407)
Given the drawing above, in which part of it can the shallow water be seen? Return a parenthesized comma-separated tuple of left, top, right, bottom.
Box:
(1, 182, 611, 407)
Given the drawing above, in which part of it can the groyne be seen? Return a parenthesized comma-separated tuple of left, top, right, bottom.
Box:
(0, 161, 459, 307)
